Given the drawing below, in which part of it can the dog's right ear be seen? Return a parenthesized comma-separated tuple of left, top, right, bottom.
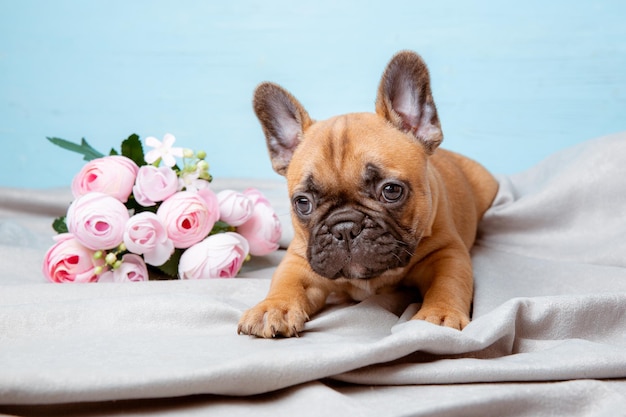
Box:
(253, 82, 312, 176)
(375, 51, 443, 154)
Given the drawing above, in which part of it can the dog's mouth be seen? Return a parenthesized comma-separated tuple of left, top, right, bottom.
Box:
(333, 259, 405, 280)
(339, 262, 375, 280)
(307, 212, 415, 280)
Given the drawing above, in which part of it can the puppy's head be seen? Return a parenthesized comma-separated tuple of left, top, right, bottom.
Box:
(253, 51, 443, 280)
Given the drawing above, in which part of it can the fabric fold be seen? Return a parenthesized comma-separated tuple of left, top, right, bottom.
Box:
(1, 132, 626, 407)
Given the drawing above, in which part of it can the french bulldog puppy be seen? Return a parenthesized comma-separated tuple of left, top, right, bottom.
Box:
(238, 50, 498, 338)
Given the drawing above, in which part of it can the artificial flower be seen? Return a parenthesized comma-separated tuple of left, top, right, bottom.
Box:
(98, 254, 149, 282)
(217, 190, 254, 226)
(144, 133, 184, 167)
(45, 133, 282, 283)
(66, 192, 130, 250)
(42, 233, 103, 283)
(156, 189, 219, 249)
(133, 165, 179, 207)
(238, 189, 282, 256)
(123, 212, 174, 266)
(178, 232, 249, 279)
(71, 155, 138, 202)
(178, 167, 211, 192)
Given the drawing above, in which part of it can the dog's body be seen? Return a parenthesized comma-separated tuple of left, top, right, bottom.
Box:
(238, 51, 498, 338)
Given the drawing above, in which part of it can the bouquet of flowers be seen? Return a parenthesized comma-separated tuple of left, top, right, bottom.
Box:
(42, 133, 282, 283)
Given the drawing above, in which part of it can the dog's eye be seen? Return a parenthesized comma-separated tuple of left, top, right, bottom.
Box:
(293, 196, 314, 216)
(381, 183, 404, 203)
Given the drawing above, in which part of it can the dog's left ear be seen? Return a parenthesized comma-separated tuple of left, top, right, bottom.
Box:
(375, 51, 443, 154)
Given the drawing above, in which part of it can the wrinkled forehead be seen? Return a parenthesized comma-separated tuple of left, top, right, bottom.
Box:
(288, 113, 425, 197)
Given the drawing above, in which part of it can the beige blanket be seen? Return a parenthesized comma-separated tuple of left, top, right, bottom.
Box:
(1, 133, 625, 416)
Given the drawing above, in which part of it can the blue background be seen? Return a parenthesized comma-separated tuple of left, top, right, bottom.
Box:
(1, 0, 625, 189)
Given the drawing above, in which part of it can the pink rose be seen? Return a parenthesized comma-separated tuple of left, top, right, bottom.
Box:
(132, 165, 178, 207)
(42, 233, 103, 283)
(67, 192, 130, 250)
(217, 190, 254, 226)
(237, 189, 282, 256)
(98, 254, 149, 283)
(71, 155, 139, 202)
(123, 212, 174, 266)
(178, 232, 249, 279)
(156, 189, 219, 249)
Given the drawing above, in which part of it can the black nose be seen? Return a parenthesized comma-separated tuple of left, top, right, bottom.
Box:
(326, 208, 366, 242)
(330, 220, 362, 242)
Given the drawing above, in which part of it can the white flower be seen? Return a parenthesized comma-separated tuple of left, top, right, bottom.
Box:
(178, 168, 211, 192)
(144, 133, 184, 167)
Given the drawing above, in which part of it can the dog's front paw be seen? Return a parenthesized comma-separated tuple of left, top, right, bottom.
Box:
(238, 299, 309, 338)
(413, 304, 470, 330)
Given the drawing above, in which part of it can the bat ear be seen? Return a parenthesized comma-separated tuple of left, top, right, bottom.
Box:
(253, 82, 312, 176)
(375, 51, 443, 154)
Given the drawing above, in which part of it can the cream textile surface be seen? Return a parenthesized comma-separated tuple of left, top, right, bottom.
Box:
(1, 133, 625, 416)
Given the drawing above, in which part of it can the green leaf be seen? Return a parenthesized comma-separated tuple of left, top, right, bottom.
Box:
(154, 249, 183, 278)
(52, 216, 68, 234)
(210, 220, 236, 235)
(109, 147, 119, 156)
(124, 194, 157, 215)
(46, 137, 105, 161)
(120, 133, 145, 167)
